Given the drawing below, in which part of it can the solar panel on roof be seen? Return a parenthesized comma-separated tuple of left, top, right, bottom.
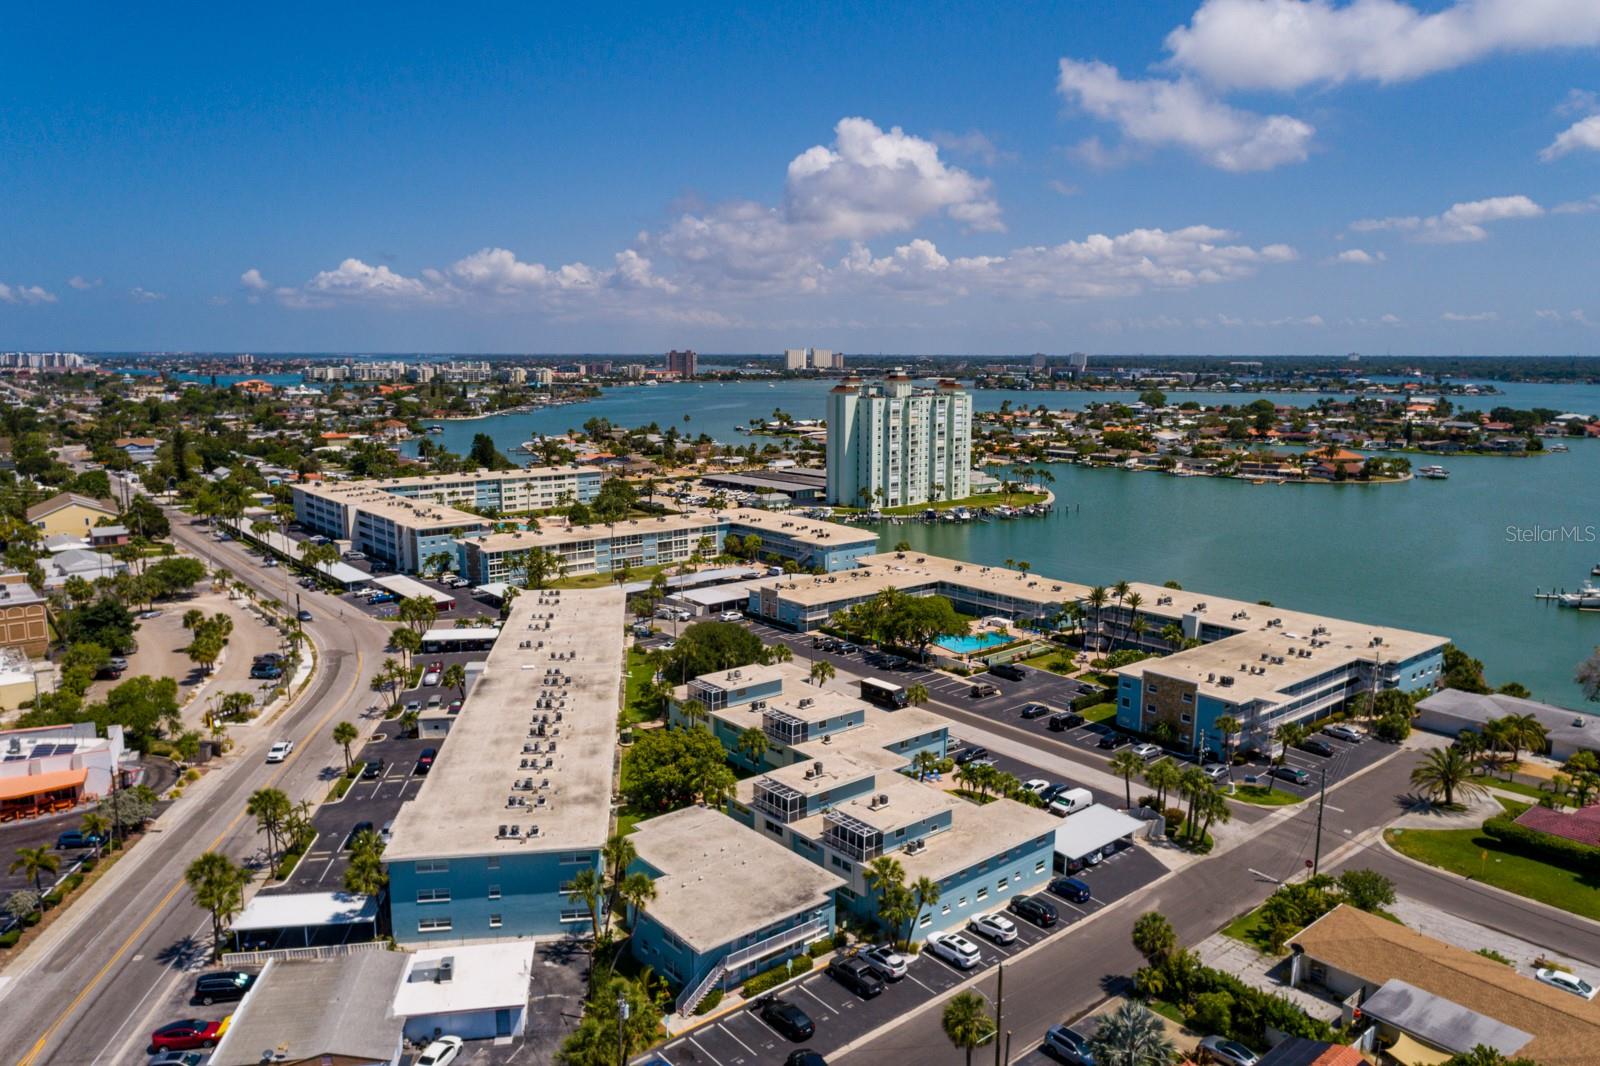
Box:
(29, 744, 54, 757)
(51, 743, 76, 754)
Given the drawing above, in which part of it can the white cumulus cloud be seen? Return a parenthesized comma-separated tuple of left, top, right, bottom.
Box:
(1164, 0, 1600, 92)
(1056, 59, 1314, 172)
(1352, 195, 1543, 243)
(0, 282, 56, 305)
(240, 268, 270, 291)
(1332, 249, 1385, 264)
(1542, 115, 1600, 161)
(1442, 310, 1499, 322)
(67, 275, 101, 290)
(128, 286, 165, 302)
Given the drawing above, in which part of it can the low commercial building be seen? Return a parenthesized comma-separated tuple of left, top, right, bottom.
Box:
(207, 951, 407, 1066)
(385, 587, 623, 944)
(1415, 689, 1593, 761)
(747, 551, 1090, 632)
(628, 805, 843, 1014)
(392, 942, 535, 1042)
(0, 573, 48, 657)
(1111, 583, 1446, 756)
(0, 722, 127, 823)
(1290, 904, 1600, 1066)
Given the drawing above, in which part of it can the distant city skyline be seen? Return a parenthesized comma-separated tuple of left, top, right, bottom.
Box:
(3, 2, 1599, 355)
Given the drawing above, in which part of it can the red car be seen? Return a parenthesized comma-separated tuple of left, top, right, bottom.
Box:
(149, 1019, 223, 1053)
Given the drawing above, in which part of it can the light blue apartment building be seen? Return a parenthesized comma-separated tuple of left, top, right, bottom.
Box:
(627, 805, 843, 1015)
(1108, 582, 1447, 755)
(667, 660, 1056, 948)
(384, 586, 624, 944)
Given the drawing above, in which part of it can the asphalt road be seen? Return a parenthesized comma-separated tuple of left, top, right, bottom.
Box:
(0, 505, 395, 1066)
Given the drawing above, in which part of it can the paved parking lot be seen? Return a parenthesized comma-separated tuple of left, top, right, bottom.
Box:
(645, 846, 1163, 1066)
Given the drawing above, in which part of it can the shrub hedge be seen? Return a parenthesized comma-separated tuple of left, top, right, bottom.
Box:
(1481, 814, 1600, 873)
(741, 954, 814, 997)
(694, 989, 724, 1015)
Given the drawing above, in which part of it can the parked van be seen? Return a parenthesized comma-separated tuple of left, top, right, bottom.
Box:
(1047, 787, 1094, 818)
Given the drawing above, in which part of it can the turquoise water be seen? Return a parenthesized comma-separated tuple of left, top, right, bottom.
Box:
(429, 377, 1600, 706)
(937, 632, 1017, 654)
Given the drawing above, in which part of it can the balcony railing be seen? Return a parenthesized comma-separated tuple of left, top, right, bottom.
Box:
(723, 915, 829, 972)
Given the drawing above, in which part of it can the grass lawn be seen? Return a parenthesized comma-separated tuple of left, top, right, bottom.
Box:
(1497, 797, 1532, 817)
(1080, 702, 1118, 724)
(614, 809, 644, 836)
(952, 788, 998, 806)
(620, 647, 660, 728)
(1231, 785, 1304, 806)
(552, 562, 672, 590)
(1385, 826, 1600, 921)
(838, 491, 1049, 516)
(1222, 907, 1271, 948)
(1480, 775, 1556, 802)
(1019, 649, 1079, 675)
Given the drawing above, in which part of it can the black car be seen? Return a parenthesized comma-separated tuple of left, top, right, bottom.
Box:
(361, 757, 386, 779)
(344, 821, 375, 849)
(1049, 876, 1092, 903)
(1007, 893, 1059, 927)
(826, 956, 884, 998)
(1047, 712, 1085, 731)
(1097, 733, 1132, 750)
(954, 745, 990, 765)
(254, 653, 285, 665)
(192, 970, 255, 1005)
(760, 998, 816, 1041)
(785, 1052, 827, 1066)
(1298, 738, 1336, 758)
(415, 748, 437, 774)
(1019, 702, 1052, 720)
(989, 662, 1027, 682)
(1040, 782, 1072, 804)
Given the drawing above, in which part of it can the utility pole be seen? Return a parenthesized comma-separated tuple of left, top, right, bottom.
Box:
(993, 962, 1005, 1066)
(616, 993, 629, 1066)
(1312, 765, 1328, 877)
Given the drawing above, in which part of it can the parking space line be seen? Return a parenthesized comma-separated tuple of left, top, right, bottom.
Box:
(687, 1035, 727, 1065)
(904, 970, 937, 994)
(797, 982, 838, 1015)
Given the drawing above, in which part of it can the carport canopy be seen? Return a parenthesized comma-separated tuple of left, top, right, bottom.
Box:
(1053, 804, 1144, 860)
(371, 574, 454, 607)
(231, 891, 378, 948)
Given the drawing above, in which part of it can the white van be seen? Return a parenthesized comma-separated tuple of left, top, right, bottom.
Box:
(1047, 787, 1094, 818)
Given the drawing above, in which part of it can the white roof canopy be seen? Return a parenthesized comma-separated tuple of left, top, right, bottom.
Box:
(232, 891, 378, 932)
(1052, 805, 1144, 860)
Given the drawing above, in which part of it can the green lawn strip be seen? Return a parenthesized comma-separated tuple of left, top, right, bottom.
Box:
(1221, 907, 1270, 948)
(620, 647, 660, 728)
(1481, 776, 1557, 802)
(1231, 785, 1304, 806)
(551, 562, 671, 590)
(1385, 826, 1600, 921)
(1080, 702, 1118, 724)
(951, 788, 998, 806)
(1496, 797, 1532, 817)
(836, 491, 1049, 516)
(1018, 650, 1079, 675)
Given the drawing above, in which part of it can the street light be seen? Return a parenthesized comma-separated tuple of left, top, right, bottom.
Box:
(616, 994, 630, 1066)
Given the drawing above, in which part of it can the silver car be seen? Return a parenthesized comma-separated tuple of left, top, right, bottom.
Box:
(1198, 1035, 1260, 1066)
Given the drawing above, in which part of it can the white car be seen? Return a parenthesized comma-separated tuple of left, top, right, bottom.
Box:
(416, 1036, 464, 1066)
(421, 670, 442, 687)
(1536, 968, 1598, 999)
(927, 931, 982, 969)
(265, 740, 293, 763)
(1322, 724, 1364, 743)
(1020, 778, 1051, 797)
(862, 943, 908, 980)
(969, 912, 1019, 945)
(1132, 743, 1164, 761)
(718, 610, 743, 622)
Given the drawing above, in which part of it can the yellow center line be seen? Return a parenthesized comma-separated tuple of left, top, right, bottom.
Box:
(18, 635, 365, 1066)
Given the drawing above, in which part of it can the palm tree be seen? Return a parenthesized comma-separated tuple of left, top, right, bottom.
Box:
(1411, 746, 1488, 807)
(905, 682, 929, 706)
(736, 726, 769, 767)
(1269, 723, 1307, 793)
(565, 866, 606, 947)
(247, 787, 292, 871)
(80, 811, 111, 852)
(912, 750, 941, 782)
(1123, 591, 1144, 647)
(615, 871, 657, 930)
(1144, 759, 1182, 811)
(941, 991, 996, 1066)
(1177, 765, 1211, 839)
(1195, 784, 1233, 841)
(1087, 1000, 1176, 1066)
(1213, 714, 1242, 786)
(1110, 749, 1144, 809)
(910, 875, 941, 937)
(809, 659, 835, 687)
(1086, 586, 1108, 651)
(343, 832, 388, 896)
(9, 846, 59, 898)
(331, 721, 360, 772)
(390, 626, 421, 668)
(185, 851, 251, 959)
(442, 663, 468, 700)
(1501, 713, 1550, 764)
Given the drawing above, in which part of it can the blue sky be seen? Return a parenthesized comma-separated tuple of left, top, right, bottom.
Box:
(3, 0, 1599, 355)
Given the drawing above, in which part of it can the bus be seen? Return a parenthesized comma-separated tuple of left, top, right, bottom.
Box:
(859, 677, 909, 710)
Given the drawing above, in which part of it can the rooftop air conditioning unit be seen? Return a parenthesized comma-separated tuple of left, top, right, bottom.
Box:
(507, 824, 520, 837)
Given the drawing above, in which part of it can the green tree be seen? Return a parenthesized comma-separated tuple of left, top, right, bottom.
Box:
(1337, 868, 1397, 913)
(660, 620, 764, 683)
(442, 663, 467, 700)
(247, 787, 292, 871)
(389, 626, 422, 667)
(555, 975, 662, 1066)
(941, 991, 995, 1066)
(1110, 749, 1144, 809)
(8, 845, 59, 897)
(809, 659, 835, 687)
(185, 851, 251, 959)
(332, 721, 359, 772)
(1144, 759, 1183, 810)
(1410, 746, 1487, 807)
(1088, 1000, 1177, 1066)
(619, 726, 736, 813)
(735, 726, 769, 767)
(342, 830, 388, 895)
(1131, 911, 1177, 966)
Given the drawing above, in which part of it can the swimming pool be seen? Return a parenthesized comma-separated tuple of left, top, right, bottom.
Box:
(935, 631, 1015, 654)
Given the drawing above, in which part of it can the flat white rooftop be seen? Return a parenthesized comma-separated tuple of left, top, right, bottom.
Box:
(232, 891, 378, 932)
(371, 573, 454, 605)
(757, 551, 1089, 609)
(385, 587, 624, 861)
(391, 942, 535, 1017)
(630, 805, 843, 953)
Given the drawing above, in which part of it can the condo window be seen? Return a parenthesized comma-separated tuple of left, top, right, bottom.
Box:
(1181, 714, 1192, 724)
(489, 914, 503, 929)
(417, 888, 451, 904)
(559, 908, 589, 924)
(976, 888, 988, 901)
(997, 877, 1008, 890)
(416, 860, 449, 874)
(1035, 860, 1046, 873)
(488, 885, 501, 900)
(418, 917, 452, 933)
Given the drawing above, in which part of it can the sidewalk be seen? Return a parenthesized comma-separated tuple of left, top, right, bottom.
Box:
(1195, 933, 1343, 1023)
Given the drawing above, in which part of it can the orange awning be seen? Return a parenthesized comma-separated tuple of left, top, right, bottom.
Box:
(0, 768, 88, 801)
